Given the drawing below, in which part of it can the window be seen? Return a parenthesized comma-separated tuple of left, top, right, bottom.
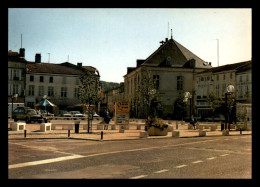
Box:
(177, 76, 183, 91)
(216, 74, 219, 81)
(28, 85, 34, 96)
(49, 77, 53, 83)
(38, 86, 44, 96)
(48, 86, 54, 97)
(13, 85, 19, 95)
(30, 75, 34, 82)
(246, 75, 249, 81)
(222, 83, 226, 94)
(27, 102, 34, 108)
(61, 87, 67, 98)
(230, 73, 232, 79)
(240, 76, 242, 82)
(223, 74, 225, 80)
(13, 69, 19, 80)
(153, 75, 160, 89)
(40, 76, 44, 82)
(74, 88, 80, 98)
(216, 84, 219, 97)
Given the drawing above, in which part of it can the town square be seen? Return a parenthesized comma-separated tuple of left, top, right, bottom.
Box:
(8, 8, 252, 180)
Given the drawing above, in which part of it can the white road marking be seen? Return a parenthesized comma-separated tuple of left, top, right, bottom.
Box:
(130, 175, 147, 179)
(206, 157, 216, 160)
(9, 154, 85, 169)
(192, 160, 203, 164)
(8, 138, 229, 169)
(175, 164, 187, 168)
(220, 154, 229, 157)
(154, 169, 169, 173)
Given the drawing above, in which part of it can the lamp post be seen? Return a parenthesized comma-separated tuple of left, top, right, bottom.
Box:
(11, 94, 18, 118)
(43, 95, 48, 122)
(225, 85, 235, 130)
(184, 92, 192, 121)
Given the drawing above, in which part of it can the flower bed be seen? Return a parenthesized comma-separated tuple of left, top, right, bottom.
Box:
(146, 116, 168, 136)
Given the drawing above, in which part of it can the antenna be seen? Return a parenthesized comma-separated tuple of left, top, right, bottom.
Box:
(47, 53, 50, 63)
(171, 29, 173, 39)
(215, 39, 219, 67)
(167, 22, 169, 38)
(21, 34, 22, 48)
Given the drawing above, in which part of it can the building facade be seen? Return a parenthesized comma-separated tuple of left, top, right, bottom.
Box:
(194, 60, 251, 117)
(8, 49, 27, 103)
(124, 37, 212, 119)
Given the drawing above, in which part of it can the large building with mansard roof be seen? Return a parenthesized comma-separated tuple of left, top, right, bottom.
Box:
(123, 36, 212, 119)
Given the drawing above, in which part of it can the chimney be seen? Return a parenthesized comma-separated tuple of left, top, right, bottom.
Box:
(77, 62, 82, 68)
(19, 48, 25, 58)
(165, 38, 168, 42)
(35, 53, 41, 63)
(209, 62, 212, 66)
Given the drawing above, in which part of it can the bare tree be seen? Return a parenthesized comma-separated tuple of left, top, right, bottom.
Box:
(207, 91, 221, 121)
(137, 68, 160, 119)
(79, 69, 101, 133)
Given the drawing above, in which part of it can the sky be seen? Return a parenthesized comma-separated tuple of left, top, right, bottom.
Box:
(8, 8, 252, 83)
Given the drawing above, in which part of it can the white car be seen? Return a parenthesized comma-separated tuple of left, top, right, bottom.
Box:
(69, 111, 84, 118)
(83, 112, 100, 118)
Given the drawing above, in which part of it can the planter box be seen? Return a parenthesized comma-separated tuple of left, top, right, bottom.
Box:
(199, 130, 206, 137)
(222, 129, 229, 136)
(172, 131, 180, 137)
(147, 126, 168, 136)
(139, 131, 148, 138)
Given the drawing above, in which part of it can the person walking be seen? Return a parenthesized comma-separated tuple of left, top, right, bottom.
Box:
(190, 115, 196, 130)
(104, 109, 110, 130)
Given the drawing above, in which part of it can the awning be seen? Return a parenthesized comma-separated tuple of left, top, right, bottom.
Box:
(35, 99, 57, 107)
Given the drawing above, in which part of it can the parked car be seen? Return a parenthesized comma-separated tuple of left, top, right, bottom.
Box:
(57, 110, 71, 117)
(205, 115, 225, 122)
(83, 112, 100, 119)
(39, 109, 54, 118)
(12, 107, 43, 123)
(69, 111, 84, 118)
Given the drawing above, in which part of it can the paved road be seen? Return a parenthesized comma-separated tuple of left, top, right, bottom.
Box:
(8, 135, 252, 179)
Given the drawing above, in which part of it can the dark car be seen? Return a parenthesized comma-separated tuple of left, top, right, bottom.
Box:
(12, 107, 43, 123)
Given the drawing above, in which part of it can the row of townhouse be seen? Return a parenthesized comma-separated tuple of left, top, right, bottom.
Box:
(104, 36, 252, 119)
(195, 60, 251, 117)
(8, 48, 100, 113)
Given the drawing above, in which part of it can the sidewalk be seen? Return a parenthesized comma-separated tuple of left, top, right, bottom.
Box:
(8, 120, 252, 141)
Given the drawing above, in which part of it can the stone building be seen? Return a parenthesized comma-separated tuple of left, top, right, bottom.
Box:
(194, 60, 251, 117)
(8, 48, 27, 103)
(124, 37, 212, 119)
(25, 55, 101, 111)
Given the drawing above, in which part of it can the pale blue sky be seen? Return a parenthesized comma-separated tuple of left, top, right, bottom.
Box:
(8, 8, 251, 83)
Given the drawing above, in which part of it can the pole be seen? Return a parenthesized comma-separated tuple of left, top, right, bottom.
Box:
(225, 93, 227, 130)
(216, 39, 219, 67)
(11, 96, 14, 118)
(190, 97, 192, 121)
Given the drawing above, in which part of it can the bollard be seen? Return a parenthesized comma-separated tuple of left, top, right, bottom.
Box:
(68, 130, 70, 137)
(240, 128, 242, 135)
(101, 131, 103, 140)
(24, 130, 26, 138)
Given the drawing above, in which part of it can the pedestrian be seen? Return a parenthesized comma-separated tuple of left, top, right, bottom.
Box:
(104, 109, 110, 130)
(190, 115, 196, 130)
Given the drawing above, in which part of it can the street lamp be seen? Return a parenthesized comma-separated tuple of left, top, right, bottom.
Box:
(184, 92, 192, 121)
(225, 85, 235, 130)
(43, 95, 48, 122)
(11, 94, 18, 118)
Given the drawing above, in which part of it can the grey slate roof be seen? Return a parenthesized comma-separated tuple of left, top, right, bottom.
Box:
(198, 60, 251, 74)
(141, 38, 212, 69)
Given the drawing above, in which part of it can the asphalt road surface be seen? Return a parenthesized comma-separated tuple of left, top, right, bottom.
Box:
(8, 135, 252, 179)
